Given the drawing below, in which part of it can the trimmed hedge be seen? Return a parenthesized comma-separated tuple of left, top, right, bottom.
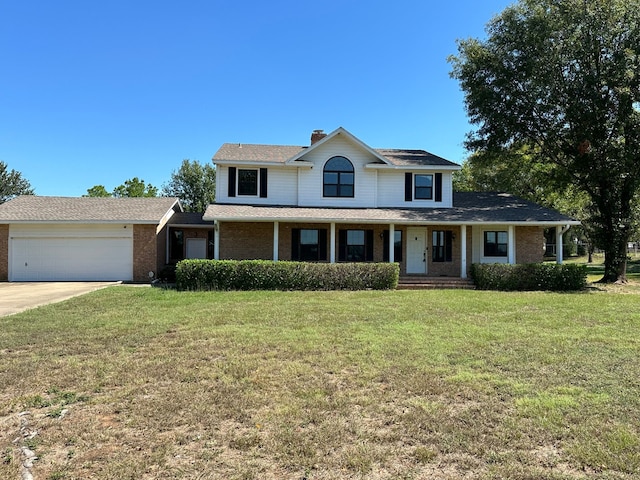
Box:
(176, 260, 400, 291)
(470, 263, 588, 291)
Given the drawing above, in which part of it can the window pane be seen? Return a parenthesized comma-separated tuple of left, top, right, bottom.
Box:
(394, 231, 402, 248)
(324, 185, 337, 197)
(324, 172, 338, 184)
(300, 229, 318, 245)
(498, 232, 508, 244)
(497, 244, 508, 256)
(325, 156, 353, 172)
(238, 169, 258, 195)
(415, 174, 433, 187)
(347, 245, 365, 261)
(486, 231, 496, 244)
(341, 173, 354, 184)
(347, 230, 365, 245)
(340, 185, 354, 197)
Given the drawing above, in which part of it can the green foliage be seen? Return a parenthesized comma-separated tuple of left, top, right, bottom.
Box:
(470, 263, 587, 291)
(0, 160, 34, 204)
(161, 159, 216, 212)
(112, 177, 158, 197)
(175, 260, 399, 291)
(84, 185, 111, 197)
(450, 0, 640, 282)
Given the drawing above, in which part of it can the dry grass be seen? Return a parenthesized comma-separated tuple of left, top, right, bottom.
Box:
(1, 286, 639, 479)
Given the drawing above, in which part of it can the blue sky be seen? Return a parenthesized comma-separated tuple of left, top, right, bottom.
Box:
(1, 1, 512, 197)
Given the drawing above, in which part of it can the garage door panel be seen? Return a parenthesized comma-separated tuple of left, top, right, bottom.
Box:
(10, 236, 133, 282)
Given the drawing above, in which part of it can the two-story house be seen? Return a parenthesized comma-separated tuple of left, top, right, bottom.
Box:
(204, 127, 579, 278)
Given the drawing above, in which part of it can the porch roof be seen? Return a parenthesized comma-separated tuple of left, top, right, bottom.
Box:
(203, 192, 579, 226)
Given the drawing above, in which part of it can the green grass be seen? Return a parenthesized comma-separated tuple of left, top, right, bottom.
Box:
(1, 287, 639, 479)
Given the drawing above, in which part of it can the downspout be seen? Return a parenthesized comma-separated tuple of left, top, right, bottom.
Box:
(556, 224, 571, 264)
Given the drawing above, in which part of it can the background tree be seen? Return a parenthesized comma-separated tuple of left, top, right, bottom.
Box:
(84, 185, 111, 197)
(0, 160, 34, 204)
(162, 159, 216, 212)
(112, 177, 158, 198)
(450, 0, 640, 283)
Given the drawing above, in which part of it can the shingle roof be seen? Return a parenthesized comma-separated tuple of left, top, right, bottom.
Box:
(167, 211, 214, 226)
(203, 193, 578, 225)
(212, 143, 458, 167)
(0, 196, 181, 223)
(214, 144, 306, 163)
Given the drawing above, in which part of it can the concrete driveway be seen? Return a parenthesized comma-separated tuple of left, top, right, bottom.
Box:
(0, 282, 119, 317)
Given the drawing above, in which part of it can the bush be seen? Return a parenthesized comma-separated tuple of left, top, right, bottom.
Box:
(470, 263, 587, 291)
(176, 260, 400, 291)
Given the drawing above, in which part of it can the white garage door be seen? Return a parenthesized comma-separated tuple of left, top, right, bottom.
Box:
(9, 224, 134, 282)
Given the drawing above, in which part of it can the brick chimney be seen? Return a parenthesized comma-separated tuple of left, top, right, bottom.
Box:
(310, 129, 327, 145)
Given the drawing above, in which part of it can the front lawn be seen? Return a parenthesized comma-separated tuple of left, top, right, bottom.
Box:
(1, 287, 639, 479)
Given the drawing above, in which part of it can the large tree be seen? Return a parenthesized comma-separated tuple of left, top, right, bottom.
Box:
(0, 161, 34, 204)
(161, 159, 216, 212)
(450, 0, 640, 283)
(112, 177, 158, 198)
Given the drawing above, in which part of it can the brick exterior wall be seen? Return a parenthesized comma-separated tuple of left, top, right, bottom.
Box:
(217, 222, 548, 278)
(516, 226, 545, 264)
(133, 224, 158, 282)
(427, 225, 462, 277)
(0, 225, 8, 281)
(219, 222, 273, 260)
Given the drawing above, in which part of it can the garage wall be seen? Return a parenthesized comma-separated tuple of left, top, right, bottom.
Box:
(133, 224, 158, 282)
(9, 224, 134, 282)
(0, 224, 8, 281)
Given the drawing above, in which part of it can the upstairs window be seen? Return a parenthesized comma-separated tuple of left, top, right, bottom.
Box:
(323, 156, 354, 197)
(484, 231, 508, 257)
(228, 167, 268, 198)
(238, 169, 258, 196)
(414, 174, 433, 200)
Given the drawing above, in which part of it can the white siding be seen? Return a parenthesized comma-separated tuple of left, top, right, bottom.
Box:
(216, 165, 298, 205)
(471, 225, 510, 264)
(297, 136, 379, 207)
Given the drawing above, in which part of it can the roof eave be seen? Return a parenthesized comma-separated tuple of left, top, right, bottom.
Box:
(365, 164, 462, 171)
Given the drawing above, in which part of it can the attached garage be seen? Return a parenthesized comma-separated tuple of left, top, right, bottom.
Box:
(0, 196, 183, 282)
(9, 224, 134, 281)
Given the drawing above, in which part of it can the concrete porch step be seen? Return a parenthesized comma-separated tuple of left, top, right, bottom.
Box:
(397, 276, 475, 290)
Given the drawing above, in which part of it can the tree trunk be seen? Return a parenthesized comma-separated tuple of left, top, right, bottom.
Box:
(600, 238, 628, 283)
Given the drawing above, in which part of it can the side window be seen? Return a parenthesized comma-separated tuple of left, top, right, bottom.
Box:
(170, 229, 184, 261)
(338, 229, 374, 262)
(432, 230, 453, 262)
(323, 156, 354, 198)
(484, 231, 508, 257)
(291, 229, 327, 261)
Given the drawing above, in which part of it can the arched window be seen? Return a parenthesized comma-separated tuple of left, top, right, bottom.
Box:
(323, 156, 354, 197)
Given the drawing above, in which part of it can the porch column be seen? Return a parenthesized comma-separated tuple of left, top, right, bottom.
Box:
(214, 222, 220, 260)
(389, 224, 395, 263)
(330, 222, 336, 263)
(556, 225, 564, 264)
(460, 225, 467, 279)
(508, 225, 516, 264)
(273, 221, 279, 261)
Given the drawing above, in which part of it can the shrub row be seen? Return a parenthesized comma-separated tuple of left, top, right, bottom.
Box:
(470, 263, 588, 291)
(176, 259, 400, 291)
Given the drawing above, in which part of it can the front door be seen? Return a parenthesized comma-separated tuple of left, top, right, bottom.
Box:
(406, 227, 427, 274)
(186, 238, 207, 259)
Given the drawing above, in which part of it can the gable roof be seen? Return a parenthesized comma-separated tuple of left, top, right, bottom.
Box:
(0, 196, 182, 224)
(204, 192, 578, 226)
(212, 127, 460, 169)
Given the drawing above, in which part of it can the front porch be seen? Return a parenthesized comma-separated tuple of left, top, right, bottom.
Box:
(212, 221, 571, 279)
